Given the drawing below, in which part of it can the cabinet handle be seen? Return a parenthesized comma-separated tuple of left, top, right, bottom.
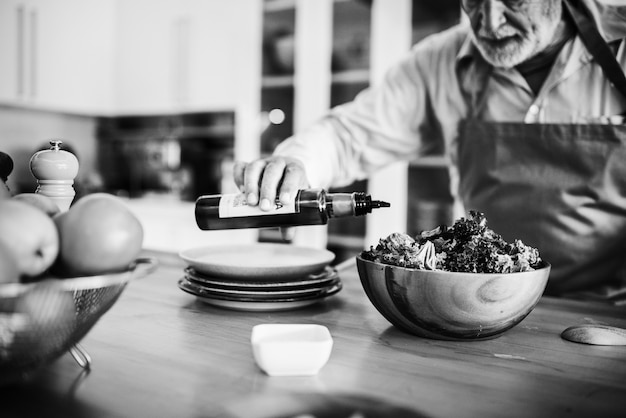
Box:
(180, 17, 190, 105)
(172, 16, 190, 106)
(170, 19, 178, 104)
(29, 8, 37, 98)
(16, 5, 24, 97)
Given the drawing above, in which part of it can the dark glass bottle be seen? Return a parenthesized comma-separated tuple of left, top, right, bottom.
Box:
(195, 188, 390, 230)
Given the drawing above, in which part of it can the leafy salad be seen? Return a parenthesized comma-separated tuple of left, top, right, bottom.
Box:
(361, 211, 542, 273)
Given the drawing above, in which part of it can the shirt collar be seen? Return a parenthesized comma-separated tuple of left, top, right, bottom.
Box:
(456, 26, 476, 64)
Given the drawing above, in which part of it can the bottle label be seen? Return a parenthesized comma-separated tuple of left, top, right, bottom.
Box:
(218, 193, 297, 218)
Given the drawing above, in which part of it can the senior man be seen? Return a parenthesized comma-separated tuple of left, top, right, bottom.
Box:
(235, 0, 626, 302)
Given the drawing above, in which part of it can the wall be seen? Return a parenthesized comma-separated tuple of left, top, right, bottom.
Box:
(0, 105, 98, 194)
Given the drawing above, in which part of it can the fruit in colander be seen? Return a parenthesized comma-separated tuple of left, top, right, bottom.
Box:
(0, 199, 60, 278)
(53, 193, 144, 277)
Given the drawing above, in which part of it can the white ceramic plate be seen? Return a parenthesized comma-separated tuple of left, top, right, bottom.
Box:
(184, 266, 339, 289)
(193, 297, 324, 312)
(179, 276, 340, 299)
(178, 280, 342, 312)
(178, 277, 341, 300)
(179, 243, 335, 280)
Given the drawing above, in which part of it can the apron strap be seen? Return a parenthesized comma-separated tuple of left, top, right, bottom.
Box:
(466, 58, 494, 118)
(563, 0, 626, 99)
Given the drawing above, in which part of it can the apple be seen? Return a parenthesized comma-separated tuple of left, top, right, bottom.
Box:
(53, 193, 144, 276)
(12, 193, 61, 217)
(0, 240, 20, 284)
(0, 200, 60, 278)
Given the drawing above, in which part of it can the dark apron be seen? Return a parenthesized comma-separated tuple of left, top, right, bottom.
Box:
(457, 0, 626, 300)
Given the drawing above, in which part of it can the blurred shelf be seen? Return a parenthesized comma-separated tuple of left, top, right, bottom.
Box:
(332, 69, 370, 84)
(262, 75, 295, 88)
(409, 155, 450, 168)
(263, 0, 295, 13)
(327, 234, 365, 250)
(258, 228, 283, 243)
(98, 125, 235, 143)
(262, 69, 369, 90)
(264, 0, 353, 13)
(181, 125, 235, 138)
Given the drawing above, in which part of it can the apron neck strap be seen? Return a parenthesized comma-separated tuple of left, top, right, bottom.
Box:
(464, 57, 493, 118)
(563, 0, 626, 99)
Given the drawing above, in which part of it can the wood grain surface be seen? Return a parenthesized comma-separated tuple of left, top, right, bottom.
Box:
(2, 251, 625, 418)
(357, 257, 551, 340)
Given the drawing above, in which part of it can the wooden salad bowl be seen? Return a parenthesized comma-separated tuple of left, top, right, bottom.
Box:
(356, 255, 551, 340)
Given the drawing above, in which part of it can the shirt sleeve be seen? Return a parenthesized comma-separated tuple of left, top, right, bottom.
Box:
(273, 47, 434, 189)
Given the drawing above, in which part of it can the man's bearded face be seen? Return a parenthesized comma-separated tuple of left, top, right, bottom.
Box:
(462, 0, 563, 68)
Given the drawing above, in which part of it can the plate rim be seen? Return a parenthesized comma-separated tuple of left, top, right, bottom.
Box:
(178, 243, 336, 280)
(181, 276, 341, 298)
(184, 266, 339, 289)
(178, 278, 342, 303)
(192, 296, 323, 312)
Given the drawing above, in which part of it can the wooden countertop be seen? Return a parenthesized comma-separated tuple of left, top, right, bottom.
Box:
(3, 252, 626, 418)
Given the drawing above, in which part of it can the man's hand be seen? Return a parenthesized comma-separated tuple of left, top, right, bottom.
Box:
(233, 156, 309, 242)
(233, 156, 309, 211)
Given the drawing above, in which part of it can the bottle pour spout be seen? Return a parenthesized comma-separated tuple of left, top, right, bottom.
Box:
(351, 193, 391, 216)
(371, 200, 391, 209)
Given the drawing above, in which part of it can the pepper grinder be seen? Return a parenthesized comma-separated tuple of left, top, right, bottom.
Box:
(29, 140, 79, 212)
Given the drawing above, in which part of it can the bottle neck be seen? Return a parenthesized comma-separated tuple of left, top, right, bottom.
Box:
(326, 192, 390, 218)
(326, 193, 355, 218)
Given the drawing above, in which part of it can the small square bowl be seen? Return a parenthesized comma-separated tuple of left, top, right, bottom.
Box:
(251, 324, 333, 376)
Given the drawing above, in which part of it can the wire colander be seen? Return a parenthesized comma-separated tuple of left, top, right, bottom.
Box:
(0, 257, 157, 385)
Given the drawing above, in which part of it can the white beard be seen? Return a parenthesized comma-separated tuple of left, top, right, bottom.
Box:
(468, 3, 563, 69)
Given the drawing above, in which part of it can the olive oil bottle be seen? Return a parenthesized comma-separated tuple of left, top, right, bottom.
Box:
(195, 188, 390, 230)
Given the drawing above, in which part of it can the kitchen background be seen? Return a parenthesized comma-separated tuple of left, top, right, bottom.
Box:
(0, 0, 460, 258)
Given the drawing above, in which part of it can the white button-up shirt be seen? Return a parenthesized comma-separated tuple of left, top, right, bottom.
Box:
(274, 0, 626, 202)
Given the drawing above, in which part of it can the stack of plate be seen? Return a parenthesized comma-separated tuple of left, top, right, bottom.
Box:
(178, 243, 342, 312)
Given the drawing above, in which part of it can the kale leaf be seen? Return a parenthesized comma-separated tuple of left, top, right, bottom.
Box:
(362, 211, 542, 273)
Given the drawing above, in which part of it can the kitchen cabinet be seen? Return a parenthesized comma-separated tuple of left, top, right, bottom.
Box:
(112, 0, 182, 114)
(114, 0, 259, 115)
(0, 0, 261, 116)
(0, 0, 115, 114)
(185, 0, 255, 111)
(259, 0, 460, 251)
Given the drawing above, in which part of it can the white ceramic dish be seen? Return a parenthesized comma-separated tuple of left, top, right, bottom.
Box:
(179, 276, 340, 299)
(250, 324, 333, 376)
(179, 243, 335, 280)
(192, 297, 325, 312)
(184, 266, 339, 289)
(177, 279, 342, 312)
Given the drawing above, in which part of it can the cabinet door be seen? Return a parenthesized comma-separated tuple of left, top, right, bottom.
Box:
(33, 0, 115, 113)
(0, 0, 115, 114)
(113, 0, 181, 114)
(113, 0, 262, 115)
(185, 0, 257, 110)
(0, 0, 29, 104)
